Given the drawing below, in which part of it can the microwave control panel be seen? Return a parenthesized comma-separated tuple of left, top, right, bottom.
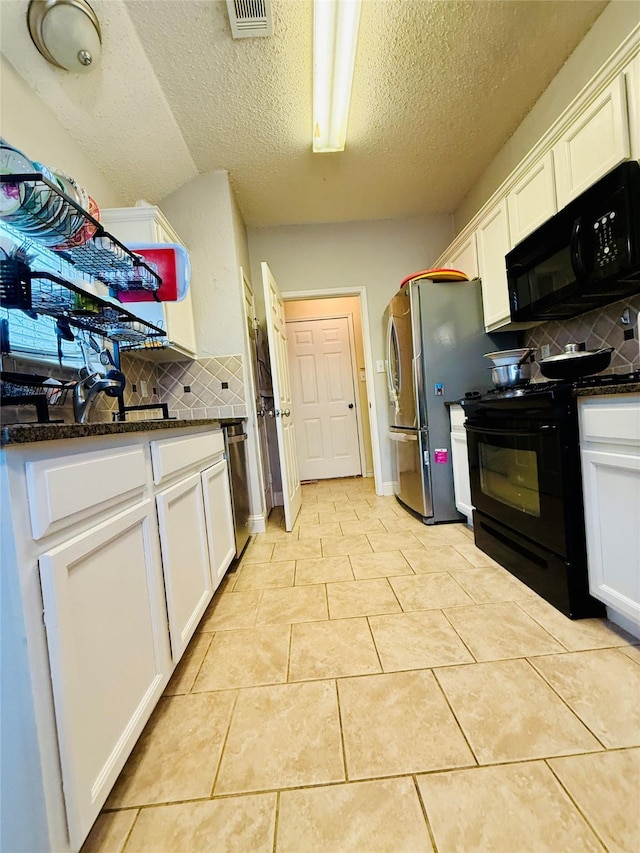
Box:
(592, 210, 621, 269)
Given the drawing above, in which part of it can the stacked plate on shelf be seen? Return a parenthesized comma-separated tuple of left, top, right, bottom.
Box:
(0, 139, 100, 249)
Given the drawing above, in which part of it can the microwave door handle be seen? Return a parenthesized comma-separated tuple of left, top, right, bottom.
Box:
(570, 216, 586, 279)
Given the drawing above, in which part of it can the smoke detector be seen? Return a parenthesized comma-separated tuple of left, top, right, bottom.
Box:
(226, 0, 273, 38)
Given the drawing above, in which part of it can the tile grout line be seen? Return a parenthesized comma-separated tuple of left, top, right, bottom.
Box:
(543, 758, 611, 849)
(272, 790, 280, 853)
(364, 615, 385, 673)
(117, 807, 141, 853)
(437, 607, 479, 663)
(334, 678, 350, 784)
(430, 667, 480, 767)
(208, 688, 240, 799)
(523, 656, 609, 751)
(412, 774, 440, 853)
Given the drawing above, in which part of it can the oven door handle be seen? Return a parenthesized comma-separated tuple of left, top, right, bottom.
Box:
(464, 423, 558, 437)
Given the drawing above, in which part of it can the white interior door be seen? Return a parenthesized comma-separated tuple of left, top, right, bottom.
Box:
(287, 316, 361, 480)
(261, 261, 302, 531)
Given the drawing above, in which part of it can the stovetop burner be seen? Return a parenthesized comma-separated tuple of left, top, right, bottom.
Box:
(469, 370, 640, 402)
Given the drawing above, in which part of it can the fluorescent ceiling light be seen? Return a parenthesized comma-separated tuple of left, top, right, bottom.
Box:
(313, 0, 362, 153)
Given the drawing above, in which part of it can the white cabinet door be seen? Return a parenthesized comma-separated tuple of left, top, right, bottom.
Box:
(156, 473, 213, 662)
(507, 151, 557, 247)
(449, 405, 473, 524)
(99, 207, 197, 359)
(553, 75, 630, 208)
(581, 448, 640, 627)
(201, 457, 236, 590)
(443, 232, 478, 280)
(623, 53, 640, 161)
(38, 500, 171, 850)
(476, 198, 512, 330)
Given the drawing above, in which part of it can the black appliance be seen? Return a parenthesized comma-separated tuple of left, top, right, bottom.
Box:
(507, 160, 640, 322)
(463, 372, 640, 618)
(221, 420, 251, 558)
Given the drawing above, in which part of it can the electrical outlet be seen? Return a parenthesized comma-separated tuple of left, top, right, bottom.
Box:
(541, 344, 550, 359)
(140, 380, 148, 397)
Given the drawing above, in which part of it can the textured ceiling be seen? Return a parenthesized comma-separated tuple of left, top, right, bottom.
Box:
(1, 0, 608, 226)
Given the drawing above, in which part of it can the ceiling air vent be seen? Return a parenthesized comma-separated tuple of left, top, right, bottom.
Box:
(226, 0, 273, 38)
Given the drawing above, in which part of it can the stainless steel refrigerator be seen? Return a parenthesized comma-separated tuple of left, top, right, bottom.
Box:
(383, 278, 514, 524)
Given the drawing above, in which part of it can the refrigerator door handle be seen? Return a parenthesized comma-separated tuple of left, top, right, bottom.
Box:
(386, 314, 400, 412)
(389, 431, 418, 442)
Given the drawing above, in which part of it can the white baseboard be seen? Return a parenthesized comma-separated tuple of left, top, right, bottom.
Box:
(248, 513, 267, 534)
(606, 606, 640, 641)
(381, 480, 395, 497)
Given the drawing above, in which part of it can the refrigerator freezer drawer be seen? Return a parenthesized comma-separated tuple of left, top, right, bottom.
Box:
(389, 430, 432, 520)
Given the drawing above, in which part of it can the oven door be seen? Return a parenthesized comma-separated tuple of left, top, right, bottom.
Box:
(465, 420, 566, 557)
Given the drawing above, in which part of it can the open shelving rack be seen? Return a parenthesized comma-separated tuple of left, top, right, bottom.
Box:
(0, 173, 162, 294)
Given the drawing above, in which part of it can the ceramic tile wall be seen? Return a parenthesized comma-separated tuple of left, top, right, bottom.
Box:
(524, 294, 640, 381)
(156, 355, 247, 420)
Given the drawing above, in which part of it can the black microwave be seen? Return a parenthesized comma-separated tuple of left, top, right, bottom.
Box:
(506, 160, 640, 322)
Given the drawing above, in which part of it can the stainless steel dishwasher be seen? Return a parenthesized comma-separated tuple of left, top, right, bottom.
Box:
(221, 420, 251, 558)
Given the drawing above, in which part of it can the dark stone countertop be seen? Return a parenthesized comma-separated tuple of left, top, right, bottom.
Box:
(574, 382, 640, 397)
(1, 418, 222, 447)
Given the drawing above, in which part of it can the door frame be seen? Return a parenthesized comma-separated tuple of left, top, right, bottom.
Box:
(281, 286, 383, 495)
(286, 312, 365, 479)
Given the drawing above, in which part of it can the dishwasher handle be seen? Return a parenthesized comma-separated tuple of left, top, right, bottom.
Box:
(226, 433, 248, 445)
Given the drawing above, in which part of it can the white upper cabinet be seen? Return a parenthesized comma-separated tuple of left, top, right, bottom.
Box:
(507, 151, 557, 248)
(475, 198, 511, 330)
(624, 53, 640, 161)
(553, 76, 630, 209)
(442, 231, 478, 279)
(99, 206, 197, 360)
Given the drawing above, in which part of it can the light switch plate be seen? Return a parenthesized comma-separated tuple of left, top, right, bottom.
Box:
(140, 380, 148, 397)
(376, 360, 385, 373)
(541, 344, 550, 359)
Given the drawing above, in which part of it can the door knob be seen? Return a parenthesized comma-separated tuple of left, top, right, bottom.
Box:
(257, 406, 266, 417)
(267, 409, 275, 418)
(348, 403, 354, 409)
(282, 408, 291, 417)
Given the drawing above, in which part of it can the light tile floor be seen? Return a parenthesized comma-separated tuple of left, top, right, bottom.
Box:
(83, 477, 640, 853)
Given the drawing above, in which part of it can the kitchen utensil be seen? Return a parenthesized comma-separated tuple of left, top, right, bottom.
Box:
(104, 368, 126, 397)
(399, 268, 469, 288)
(490, 362, 531, 389)
(55, 317, 74, 341)
(484, 348, 534, 367)
(539, 344, 614, 380)
(99, 348, 115, 366)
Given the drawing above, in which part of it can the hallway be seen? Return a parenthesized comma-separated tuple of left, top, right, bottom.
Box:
(84, 477, 640, 852)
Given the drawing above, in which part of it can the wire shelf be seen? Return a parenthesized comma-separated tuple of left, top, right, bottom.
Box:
(0, 174, 161, 293)
(26, 271, 165, 341)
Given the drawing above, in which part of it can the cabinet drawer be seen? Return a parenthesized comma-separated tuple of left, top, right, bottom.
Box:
(579, 397, 640, 448)
(150, 430, 224, 485)
(26, 446, 147, 540)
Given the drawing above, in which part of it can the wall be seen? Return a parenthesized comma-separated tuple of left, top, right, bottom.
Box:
(0, 56, 124, 210)
(525, 294, 640, 381)
(248, 215, 453, 487)
(284, 296, 374, 476)
(455, 1, 639, 230)
(159, 171, 244, 359)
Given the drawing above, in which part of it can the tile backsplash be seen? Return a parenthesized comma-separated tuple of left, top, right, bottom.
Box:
(524, 293, 640, 380)
(95, 353, 247, 422)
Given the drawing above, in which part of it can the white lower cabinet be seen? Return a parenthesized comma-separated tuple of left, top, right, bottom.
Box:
(39, 499, 171, 850)
(579, 395, 640, 635)
(2, 425, 237, 851)
(156, 473, 214, 663)
(449, 404, 473, 524)
(202, 457, 236, 589)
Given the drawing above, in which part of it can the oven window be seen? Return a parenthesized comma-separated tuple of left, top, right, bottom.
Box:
(478, 443, 541, 516)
